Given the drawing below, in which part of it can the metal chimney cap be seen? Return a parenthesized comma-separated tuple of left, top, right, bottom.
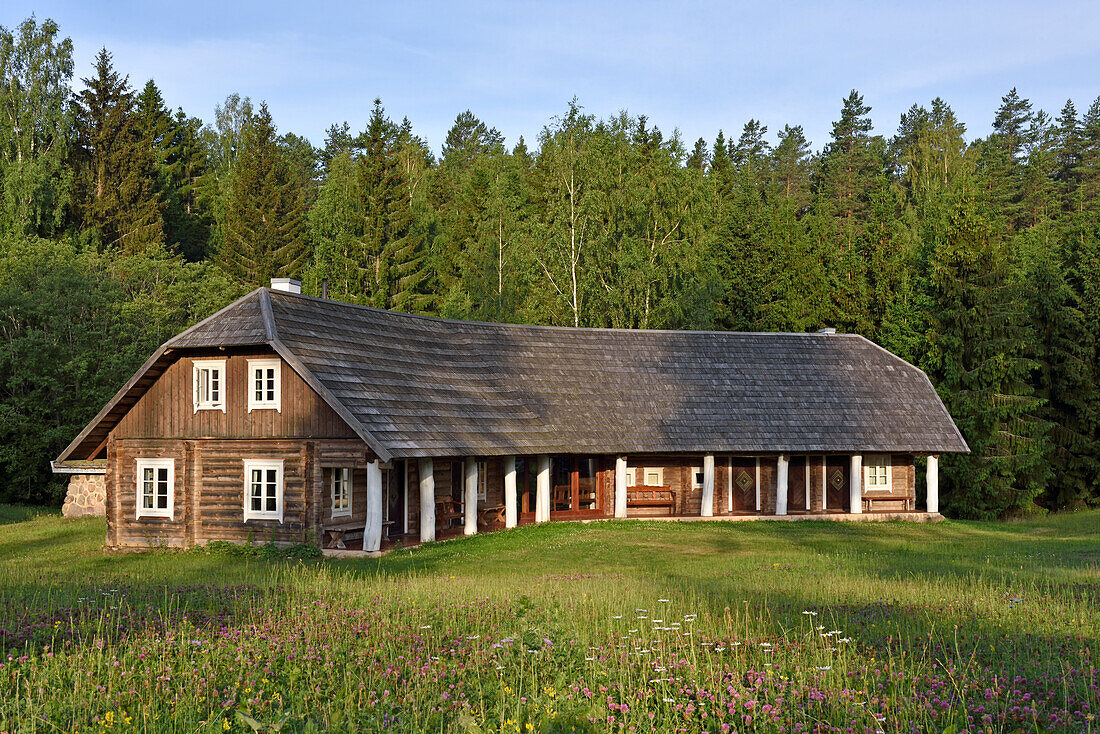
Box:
(818, 327, 837, 334)
(270, 278, 302, 294)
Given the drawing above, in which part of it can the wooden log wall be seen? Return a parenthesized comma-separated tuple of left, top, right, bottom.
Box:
(113, 350, 358, 441)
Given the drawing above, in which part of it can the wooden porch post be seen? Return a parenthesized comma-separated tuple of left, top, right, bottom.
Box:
(754, 457, 761, 512)
(926, 455, 939, 514)
(363, 459, 383, 552)
(464, 458, 478, 535)
(504, 456, 517, 529)
(775, 455, 788, 516)
(419, 458, 435, 543)
(614, 456, 627, 519)
(820, 456, 827, 511)
(701, 454, 715, 517)
(727, 457, 733, 514)
(536, 455, 550, 522)
(849, 454, 863, 514)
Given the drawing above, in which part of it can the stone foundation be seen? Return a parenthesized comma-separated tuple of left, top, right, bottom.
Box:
(62, 473, 106, 518)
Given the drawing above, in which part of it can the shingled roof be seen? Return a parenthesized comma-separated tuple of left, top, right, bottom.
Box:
(58, 288, 969, 462)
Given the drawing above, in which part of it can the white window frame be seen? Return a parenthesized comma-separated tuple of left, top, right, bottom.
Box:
(243, 459, 284, 522)
(864, 455, 892, 491)
(246, 358, 281, 412)
(624, 467, 636, 487)
(330, 467, 352, 517)
(193, 359, 227, 413)
(477, 460, 488, 501)
(135, 458, 174, 520)
(643, 467, 664, 486)
(690, 466, 704, 491)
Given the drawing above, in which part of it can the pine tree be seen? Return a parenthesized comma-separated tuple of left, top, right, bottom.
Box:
(924, 187, 1048, 518)
(74, 49, 163, 253)
(816, 90, 882, 249)
(219, 103, 308, 285)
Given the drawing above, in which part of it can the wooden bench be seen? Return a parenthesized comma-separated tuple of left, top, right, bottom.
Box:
(863, 496, 912, 513)
(325, 519, 395, 549)
(627, 486, 676, 514)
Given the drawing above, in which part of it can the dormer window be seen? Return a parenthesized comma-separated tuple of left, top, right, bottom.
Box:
(193, 360, 226, 412)
(247, 358, 281, 412)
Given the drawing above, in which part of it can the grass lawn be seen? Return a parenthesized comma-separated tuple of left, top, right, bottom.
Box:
(0, 508, 1096, 733)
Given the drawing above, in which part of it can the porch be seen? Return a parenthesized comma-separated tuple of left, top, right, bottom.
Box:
(331, 451, 942, 553)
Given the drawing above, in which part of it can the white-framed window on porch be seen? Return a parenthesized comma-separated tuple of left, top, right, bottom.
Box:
(643, 468, 663, 486)
(136, 458, 174, 520)
(624, 467, 635, 487)
(193, 359, 226, 412)
(247, 358, 281, 412)
(865, 455, 891, 491)
(477, 460, 488, 501)
(331, 467, 351, 517)
(244, 460, 284, 522)
(690, 466, 704, 491)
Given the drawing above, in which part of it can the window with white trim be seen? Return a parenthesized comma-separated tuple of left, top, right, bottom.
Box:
(136, 458, 174, 519)
(193, 360, 226, 412)
(331, 468, 351, 517)
(691, 466, 704, 491)
(865, 455, 891, 491)
(243, 460, 284, 522)
(247, 358, 281, 412)
(477, 460, 488, 501)
(643, 467, 664, 486)
(624, 467, 635, 487)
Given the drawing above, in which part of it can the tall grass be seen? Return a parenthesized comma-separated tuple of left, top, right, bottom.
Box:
(0, 508, 1096, 732)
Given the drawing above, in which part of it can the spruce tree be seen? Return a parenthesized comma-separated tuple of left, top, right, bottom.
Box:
(219, 103, 308, 285)
(686, 138, 707, 171)
(1024, 255, 1097, 508)
(769, 125, 812, 209)
(924, 187, 1048, 518)
(75, 49, 163, 253)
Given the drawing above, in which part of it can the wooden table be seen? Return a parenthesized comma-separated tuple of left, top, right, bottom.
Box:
(478, 504, 506, 526)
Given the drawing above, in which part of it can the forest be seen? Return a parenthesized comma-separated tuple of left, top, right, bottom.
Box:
(1, 16, 1098, 518)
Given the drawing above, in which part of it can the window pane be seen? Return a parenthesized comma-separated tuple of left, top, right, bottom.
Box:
(142, 467, 154, 508)
(156, 467, 169, 509)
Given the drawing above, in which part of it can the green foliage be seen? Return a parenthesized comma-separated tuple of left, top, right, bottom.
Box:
(0, 17, 74, 239)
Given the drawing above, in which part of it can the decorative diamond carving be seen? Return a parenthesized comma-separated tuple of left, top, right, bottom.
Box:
(829, 469, 845, 491)
(736, 471, 753, 490)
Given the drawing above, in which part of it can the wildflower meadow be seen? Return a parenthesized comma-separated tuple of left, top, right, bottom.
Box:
(0, 506, 1096, 733)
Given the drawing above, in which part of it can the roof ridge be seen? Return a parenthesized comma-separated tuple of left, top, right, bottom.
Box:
(265, 288, 861, 339)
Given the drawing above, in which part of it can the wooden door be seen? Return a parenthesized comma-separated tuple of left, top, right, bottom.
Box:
(825, 456, 849, 511)
(730, 458, 756, 512)
(787, 456, 808, 511)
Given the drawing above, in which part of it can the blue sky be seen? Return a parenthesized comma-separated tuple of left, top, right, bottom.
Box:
(5, 1, 1100, 156)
